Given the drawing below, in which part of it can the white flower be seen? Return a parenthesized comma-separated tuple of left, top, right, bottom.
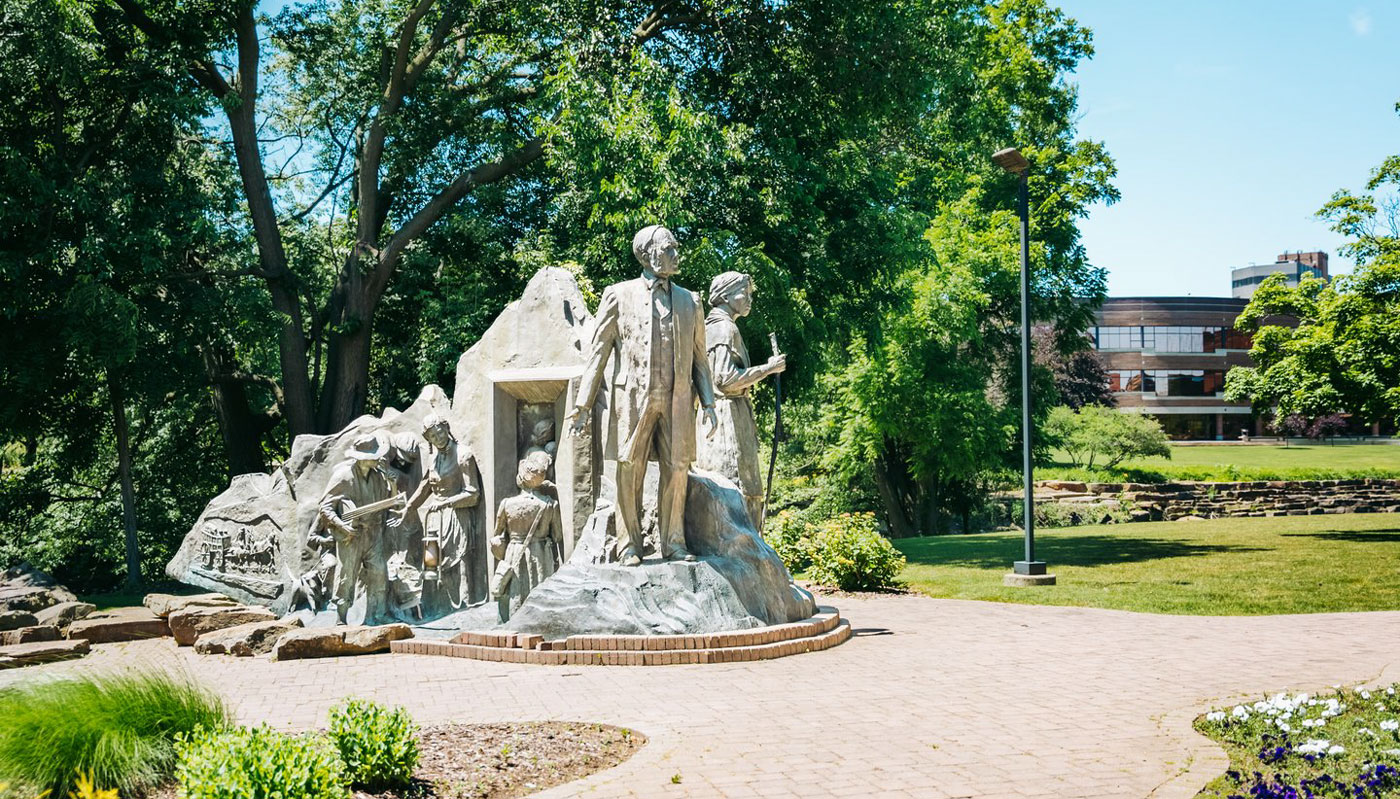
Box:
(1362, 691, 1372, 699)
(1206, 711, 1226, 722)
(1327, 745, 1345, 755)
(1296, 739, 1332, 755)
(1232, 705, 1250, 719)
(1388, 749, 1400, 756)
(1360, 728, 1377, 737)
(1276, 721, 1292, 732)
(1388, 687, 1395, 696)
(1380, 719, 1400, 732)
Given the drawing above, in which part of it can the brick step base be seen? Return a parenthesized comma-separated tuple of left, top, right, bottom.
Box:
(391, 607, 851, 666)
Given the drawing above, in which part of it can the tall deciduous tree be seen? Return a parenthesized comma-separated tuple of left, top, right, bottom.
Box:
(1226, 119, 1400, 426)
(0, 0, 241, 585)
(109, 0, 730, 435)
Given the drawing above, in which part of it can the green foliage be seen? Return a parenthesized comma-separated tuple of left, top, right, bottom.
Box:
(1, 0, 1116, 587)
(0, 672, 229, 798)
(806, 513, 907, 591)
(0, 0, 265, 589)
(175, 726, 348, 799)
(762, 510, 815, 574)
(326, 699, 419, 791)
(1226, 117, 1400, 425)
(1042, 405, 1170, 469)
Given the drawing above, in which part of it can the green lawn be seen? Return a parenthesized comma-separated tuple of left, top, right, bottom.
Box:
(1040, 442, 1400, 483)
(895, 513, 1400, 615)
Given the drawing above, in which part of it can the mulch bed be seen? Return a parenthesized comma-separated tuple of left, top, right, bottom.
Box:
(361, 722, 644, 799)
(800, 581, 912, 600)
(147, 721, 643, 799)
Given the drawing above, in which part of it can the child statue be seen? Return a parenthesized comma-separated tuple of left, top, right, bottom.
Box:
(490, 451, 563, 622)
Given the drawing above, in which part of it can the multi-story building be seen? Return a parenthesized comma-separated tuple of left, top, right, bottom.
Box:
(1090, 297, 1257, 440)
(1230, 250, 1329, 299)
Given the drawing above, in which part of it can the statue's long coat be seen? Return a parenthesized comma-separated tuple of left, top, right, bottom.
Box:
(576, 277, 717, 463)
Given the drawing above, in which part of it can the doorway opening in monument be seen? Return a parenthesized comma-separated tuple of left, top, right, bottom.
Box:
(485, 367, 593, 565)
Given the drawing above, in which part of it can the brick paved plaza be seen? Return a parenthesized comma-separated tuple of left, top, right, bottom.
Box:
(6, 593, 1399, 799)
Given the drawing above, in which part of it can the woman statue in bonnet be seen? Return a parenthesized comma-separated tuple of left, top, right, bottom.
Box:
(397, 414, 483, 612)
(696, 271, 786, 529)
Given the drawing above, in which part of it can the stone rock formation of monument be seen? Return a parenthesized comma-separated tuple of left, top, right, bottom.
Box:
(167, 264, 813, 637)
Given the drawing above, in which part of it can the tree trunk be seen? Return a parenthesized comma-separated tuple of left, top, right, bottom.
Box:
(920, 477, 941, 536)
(316, 264, 377, 433)
(873, 454, 916, 539)
(200, 347, 269, 477)
(318, 321, 374, 433)
(108, 370, 142, 588)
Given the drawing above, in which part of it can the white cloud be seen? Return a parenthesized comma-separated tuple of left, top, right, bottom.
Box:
(1349, 8, 1373, 36)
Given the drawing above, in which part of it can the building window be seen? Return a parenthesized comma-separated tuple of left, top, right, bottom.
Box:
(1107, 370, 1142, 392)
(1109, 370, 1227, 396)
(1156, 414, 1216, 440)
(1143, 370, 1227, 396)
(1222, 328, 1252, 349)
(1092, 326, 1141, 349)
(1091, 326, 1249, 353)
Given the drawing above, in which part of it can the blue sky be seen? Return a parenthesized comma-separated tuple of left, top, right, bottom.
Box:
(1060, 1, 1400, 297)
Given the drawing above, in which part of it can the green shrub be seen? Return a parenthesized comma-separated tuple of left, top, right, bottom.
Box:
(807, 512, 906, 591)
(175, 725, 347, 799)
(762, 509, 814, 573)
(1043, 405, 1171, 469)
(326, 699, 419, 790)
(0, 671, 229, 798)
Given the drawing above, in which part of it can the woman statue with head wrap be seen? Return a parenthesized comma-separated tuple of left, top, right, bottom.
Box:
(398, 414, 483, 612)
(695, 271, 786, 529)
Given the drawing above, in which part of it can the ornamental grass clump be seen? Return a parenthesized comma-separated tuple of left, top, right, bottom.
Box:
(175, 725, 348, 799)
(326, 698, 419, 790)
(806, 512, 905, 591)
(1195, 684, 1400, 798)
(0, 671, 229, 798)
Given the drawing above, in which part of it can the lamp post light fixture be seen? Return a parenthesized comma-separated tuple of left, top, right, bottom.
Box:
(993, 147, 1056, 588)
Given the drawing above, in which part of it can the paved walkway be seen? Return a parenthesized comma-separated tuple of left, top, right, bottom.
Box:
(7, 594, 1400, 799)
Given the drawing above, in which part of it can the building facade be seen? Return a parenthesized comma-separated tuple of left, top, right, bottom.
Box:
(1230, 250, 1329, 299)
(1091, 297, 1257, 440)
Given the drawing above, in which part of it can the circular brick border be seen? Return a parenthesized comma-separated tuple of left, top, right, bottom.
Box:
(391, 606, 850, 665)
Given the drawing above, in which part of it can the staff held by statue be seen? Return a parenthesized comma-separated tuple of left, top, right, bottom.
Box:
(765, 331, 783, 523)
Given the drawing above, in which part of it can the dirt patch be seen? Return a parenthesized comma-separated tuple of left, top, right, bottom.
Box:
(801, 581, 912, 600)
(364, 722, 644, 799)
(147, 722, 643, 799)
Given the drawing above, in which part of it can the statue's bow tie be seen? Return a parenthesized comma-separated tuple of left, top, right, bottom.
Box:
(653, 278, 671, 292)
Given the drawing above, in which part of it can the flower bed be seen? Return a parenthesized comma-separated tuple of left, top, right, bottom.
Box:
(1195, 684, 1400, 797)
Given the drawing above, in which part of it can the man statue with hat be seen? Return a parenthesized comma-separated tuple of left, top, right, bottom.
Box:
(318, 434, 397, 624)
(570, 225, 718, 566)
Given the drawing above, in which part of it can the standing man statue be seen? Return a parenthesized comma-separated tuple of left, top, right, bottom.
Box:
(695, 272, 786, 530)
(569, 225, 718, 567)
(318, 435, 397, 625)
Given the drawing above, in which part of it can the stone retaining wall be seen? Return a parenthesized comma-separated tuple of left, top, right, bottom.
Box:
(1035, 478, 1400, 523)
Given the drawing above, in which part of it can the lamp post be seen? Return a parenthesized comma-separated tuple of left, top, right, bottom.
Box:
(992, 147, 1055, 587)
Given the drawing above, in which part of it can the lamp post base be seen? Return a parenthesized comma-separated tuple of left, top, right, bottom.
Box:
(1006, 561, 1055, 586)
(1004, 572, 1057, 587)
